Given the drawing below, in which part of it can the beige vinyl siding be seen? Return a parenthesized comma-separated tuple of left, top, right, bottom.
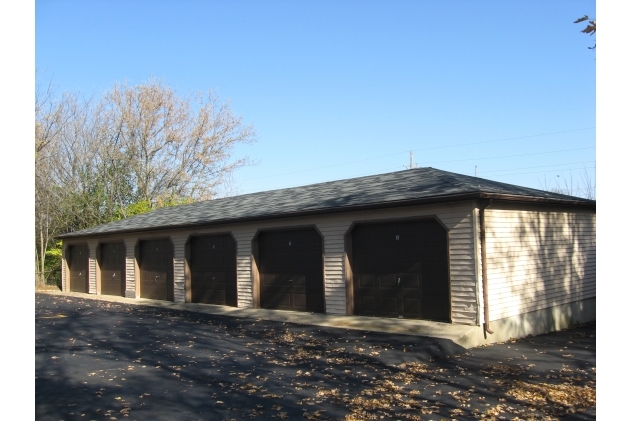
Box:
(233, 229, 256, 308)
(88, 241, 98, 294)
(160, 226, 257, 308)
(191, 220, 352, 314)
(60, 242, 93, 293)
(317, 220, 351, 316)
(171, 234, 187, 303)
(61, 244, 68, 292)
(290, 201, 478, 321)
(61, 200, 479, 324)
(123, 238, 137, 295)
(484, 207, 596, 321)
(442, 207, 478, 324)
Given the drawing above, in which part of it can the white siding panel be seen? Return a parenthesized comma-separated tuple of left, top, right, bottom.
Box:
(88, 240, 98, 294)
(61, 244, 67, 292)
(484, 208, 596, 322)
(317, 220, 352, 315)
(123, 238, 137, 294)
(233, 228, 256, 308)
(171, 234, 188, 303)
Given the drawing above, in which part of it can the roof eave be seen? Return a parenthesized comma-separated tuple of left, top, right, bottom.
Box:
(479, 192, 596, 207)
(57, 191, 595, 240)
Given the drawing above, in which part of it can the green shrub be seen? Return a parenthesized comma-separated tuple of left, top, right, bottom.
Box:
(44, 241, 63, 287)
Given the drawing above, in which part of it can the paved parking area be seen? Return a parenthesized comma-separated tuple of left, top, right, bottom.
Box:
(35, 293, 595, 420)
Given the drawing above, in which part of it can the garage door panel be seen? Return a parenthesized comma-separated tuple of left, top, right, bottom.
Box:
(68, 245, 89, 293)
(101, 270, 124, 296)
(100, 243, 125, 296)
(258, 228, 324, 313)
(156, 276, 168, 300)
(141, 269, 157, 299)
(195, 272, 214, 284)
(139, 240, 173, 301)
(270, 273, 296, 286)
(379, 297, 398, 316)
(198, 272, 226, 284)
(210, 289, 226, 303)
(423, 295, 450, 321)
(360, 296, 377, 313)
(262, 292, 292, 309)
(358, 274, 375, 288)
(352, 219, 450, 321)
(296, 251, 321, 265)
(293, 293, 307, 308)
(190, 234, 237, 306)
(399, 249, 422, 263)
(379, 273, 397, 288)
(401, 272, 421, 288)
(291, 274, 306, 286)
(194, 255, 226, 267)
(193, 271, 230, 287)
(402, 298, 422, 316)
(261, 273, 278, 286)
(194, 288, 226, 304)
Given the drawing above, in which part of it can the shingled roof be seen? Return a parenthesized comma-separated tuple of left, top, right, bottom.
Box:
(59, 167, 595, 238)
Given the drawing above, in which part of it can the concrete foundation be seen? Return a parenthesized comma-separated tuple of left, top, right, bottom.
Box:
(459, 298, 596, 348)
(39, 291, 595, 349)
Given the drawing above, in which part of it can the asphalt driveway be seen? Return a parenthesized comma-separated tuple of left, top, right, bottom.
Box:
(35, 293, 595, 421)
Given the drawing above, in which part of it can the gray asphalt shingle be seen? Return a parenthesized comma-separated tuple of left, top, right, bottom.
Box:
(59, 167, 594, 238)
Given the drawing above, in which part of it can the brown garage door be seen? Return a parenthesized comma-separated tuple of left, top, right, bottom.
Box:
(189, 234, 237, 306)
(352, 219, 450, 321)
(68, 244, 89, 293)
(259, 227, 324, 313)
(100, 242, 126, 297)
(139, 239, 174, 301)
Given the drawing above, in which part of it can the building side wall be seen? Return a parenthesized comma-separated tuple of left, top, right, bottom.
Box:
(483, 205, 596, 322)
(61, 242, 92, 293)
(443, 204, 478, 324)
(209, 201, 476, 319)
(60, 200, 479, 324)
(317, 202, 478, 323)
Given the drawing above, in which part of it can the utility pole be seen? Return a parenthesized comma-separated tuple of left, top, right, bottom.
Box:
(407, 151, 417, 169)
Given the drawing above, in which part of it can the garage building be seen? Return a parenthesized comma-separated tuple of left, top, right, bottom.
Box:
(58, 167, 596, 343)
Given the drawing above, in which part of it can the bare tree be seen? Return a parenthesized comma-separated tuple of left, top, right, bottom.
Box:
(35, 80, 87, 285)
(539, 168, 596, 200)
(102, 77, 256, 210)
(35, 76, 257, 286)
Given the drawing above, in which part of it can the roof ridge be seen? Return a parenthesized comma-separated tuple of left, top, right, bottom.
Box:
(58, 166, 594, 239)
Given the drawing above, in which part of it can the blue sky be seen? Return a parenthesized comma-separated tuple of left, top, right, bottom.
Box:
(11, 1, 627, 413)
(35, 0, 597, 197)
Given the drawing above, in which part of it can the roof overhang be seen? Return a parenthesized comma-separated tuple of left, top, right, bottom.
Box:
(57, 192, 595, 240)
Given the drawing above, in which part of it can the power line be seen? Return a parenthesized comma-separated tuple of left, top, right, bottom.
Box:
(412, 127, 595, 153)
(239, 127, 595, 182)
(237, 164, 597, 195)
(422, 146, 595, 165)
(481, 166, 596, 179)
(476, 160, 596, 175)
(237, 149, 595, 194)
